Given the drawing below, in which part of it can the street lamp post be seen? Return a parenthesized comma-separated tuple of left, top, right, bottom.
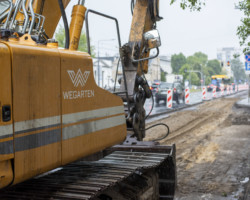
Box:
(245, 51, 250, 103)
(97, 39, 115, 87)
(189, 71, 191, 88)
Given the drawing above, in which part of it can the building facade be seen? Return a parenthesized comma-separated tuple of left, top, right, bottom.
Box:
(93, 55, 172, 89)
(145, 55, 172, 84)
(93, 57, 117, 89)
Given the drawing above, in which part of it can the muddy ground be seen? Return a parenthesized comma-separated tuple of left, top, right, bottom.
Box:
(145, 96, 250, 200)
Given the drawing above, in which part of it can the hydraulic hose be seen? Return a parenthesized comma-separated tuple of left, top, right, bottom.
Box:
(145, 123, 170, 142)
(58, 0, 69, 49)
(131, 0, 135, 15)
(138, 61, 170, 142)
(21, 0, 29, 33)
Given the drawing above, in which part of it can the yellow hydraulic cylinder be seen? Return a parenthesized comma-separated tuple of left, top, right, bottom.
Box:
(69, 5, 87, 51)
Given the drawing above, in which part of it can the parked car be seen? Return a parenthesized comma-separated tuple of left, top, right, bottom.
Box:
(150, 82, 160, 95)
(155, 82, 185, 104)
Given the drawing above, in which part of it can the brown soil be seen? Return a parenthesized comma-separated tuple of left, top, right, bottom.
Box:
(145, 97, 250, 200)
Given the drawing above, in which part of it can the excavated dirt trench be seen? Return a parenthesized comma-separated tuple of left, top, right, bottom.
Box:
(145, 97, 250, 200)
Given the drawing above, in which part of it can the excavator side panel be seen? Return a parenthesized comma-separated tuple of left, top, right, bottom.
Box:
(59, 50, 127, 165)
(0, 41, 127, 186)
(0, 43, 14, 188)
(8, 44, 62, 185)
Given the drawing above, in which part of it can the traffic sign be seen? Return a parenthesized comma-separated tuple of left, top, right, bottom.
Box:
(245, 53, 250, 74)
(245, 54, 250, 62)
(246, 62, 250, 70)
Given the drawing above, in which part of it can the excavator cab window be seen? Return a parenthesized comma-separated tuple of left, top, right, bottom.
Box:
(85, 9, 121, 55)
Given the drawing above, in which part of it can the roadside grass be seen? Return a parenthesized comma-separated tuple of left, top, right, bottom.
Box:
(190, 88, 202, 93)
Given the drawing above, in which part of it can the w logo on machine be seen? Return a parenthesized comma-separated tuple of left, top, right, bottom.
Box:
(67, 69, 90, 87)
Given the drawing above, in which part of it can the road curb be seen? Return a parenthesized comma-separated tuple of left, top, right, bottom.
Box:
(147, 101, 203, 119)
(235, 99, 250, 109)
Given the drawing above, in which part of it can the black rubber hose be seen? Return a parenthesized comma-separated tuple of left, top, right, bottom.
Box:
(145, 123, 170, 141)
(131, 0, 135, 15)
(58, 0, 69, 49)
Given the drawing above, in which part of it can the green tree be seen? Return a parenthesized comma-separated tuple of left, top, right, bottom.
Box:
(221, 68, 227, 76)
(231, 59, 247, 83)
(187, 52, 207, 71)
(206, 59, 221, 75)
(179, 63, 191, 80)
(78, 32, 90, 52)
(55, 25, 95, 56)
(236, 0, 250, 53)
(170, 0, 205, 11)
(55, 26, 65, 48)
(179, 64, 200, 85)
(171, 53, 186, 74)
(205, 76, 211, 85)
(205, 66, 216, 76)
(161, 71, 166, 82)
(187, 56, 202, 71)
(193, 52, 207, 66)
(186, 52, 208, 84)
(190, 73, 200, 85)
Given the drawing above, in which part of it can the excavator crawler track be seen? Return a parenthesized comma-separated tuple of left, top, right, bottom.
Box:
(0, 143, 176, 200)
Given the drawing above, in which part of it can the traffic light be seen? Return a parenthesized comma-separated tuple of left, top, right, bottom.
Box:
(227, 61, 230, 66)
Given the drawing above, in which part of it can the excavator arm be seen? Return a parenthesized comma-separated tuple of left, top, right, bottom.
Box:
(120, 0, 162, 140)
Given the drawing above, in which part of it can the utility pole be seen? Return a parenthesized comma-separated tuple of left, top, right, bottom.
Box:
(97, 44, 100, 86)
(189, 72, 191, 88)
(157, 57, 160, 81)
(244, 51, 250, 103)
(248, 74, 250, 103)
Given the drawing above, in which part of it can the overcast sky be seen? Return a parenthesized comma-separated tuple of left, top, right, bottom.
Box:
(63, 0, 244, 60)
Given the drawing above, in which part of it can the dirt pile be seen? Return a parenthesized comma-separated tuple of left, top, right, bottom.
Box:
(145, 97, 250, 200)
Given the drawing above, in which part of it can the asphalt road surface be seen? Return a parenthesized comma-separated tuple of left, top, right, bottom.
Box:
(144, 91, 236, 116)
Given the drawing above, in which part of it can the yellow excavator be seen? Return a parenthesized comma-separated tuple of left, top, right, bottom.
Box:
(0, 0, 176, 199)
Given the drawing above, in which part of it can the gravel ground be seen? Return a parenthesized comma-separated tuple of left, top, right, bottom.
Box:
(145, 97, 250, 200)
